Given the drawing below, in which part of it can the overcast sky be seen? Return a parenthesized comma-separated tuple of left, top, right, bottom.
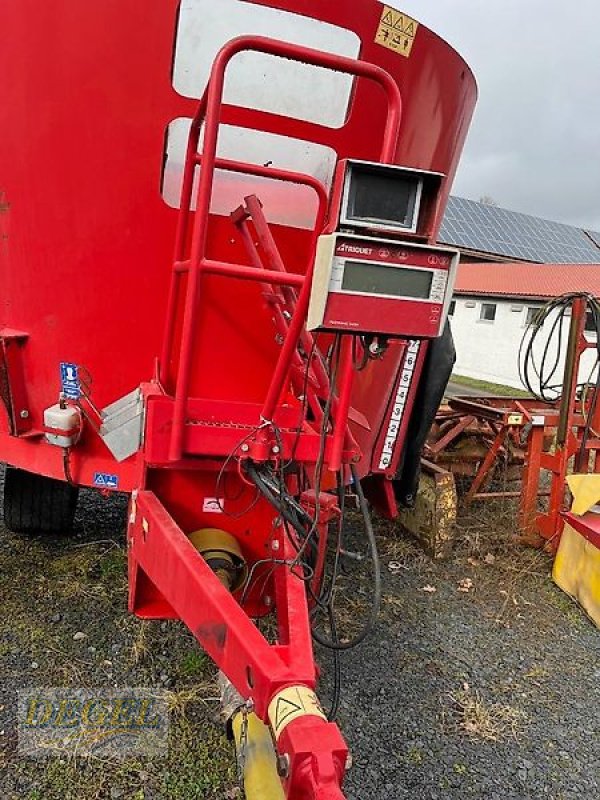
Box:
(393, 0, 600, 231)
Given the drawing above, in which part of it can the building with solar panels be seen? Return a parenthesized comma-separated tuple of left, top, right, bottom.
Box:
(440, 196, 600, 264)
(439, 197, 600, 389)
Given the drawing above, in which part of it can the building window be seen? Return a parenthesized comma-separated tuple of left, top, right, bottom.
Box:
(479, 302, 496, 322)
(449, 300, 456, 317)
(585, 311, 598, 335)
(526, 307, 542, 327)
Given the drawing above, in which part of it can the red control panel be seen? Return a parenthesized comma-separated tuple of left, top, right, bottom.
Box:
(307, 234, 459, 338)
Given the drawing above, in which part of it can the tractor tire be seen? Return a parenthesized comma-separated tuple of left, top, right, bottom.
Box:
(3, 466, 79, 535)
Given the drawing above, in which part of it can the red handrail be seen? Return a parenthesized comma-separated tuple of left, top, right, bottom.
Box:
(165, 35, 403, 460)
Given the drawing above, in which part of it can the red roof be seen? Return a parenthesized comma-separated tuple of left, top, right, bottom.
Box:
(454, 262, 600, 300)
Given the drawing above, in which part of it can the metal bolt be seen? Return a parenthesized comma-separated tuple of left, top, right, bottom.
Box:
(272, 445, 280, 455)
(240, 443, 250, 453)
(20, 409, 29, 419)
(276, 754, 290, 778)
(264, 595, 272, 607)
(271, 539, 280, 552)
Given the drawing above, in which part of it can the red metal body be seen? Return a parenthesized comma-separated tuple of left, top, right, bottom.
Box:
(1, 2, 477, 796)
(0, 0, 476, 489)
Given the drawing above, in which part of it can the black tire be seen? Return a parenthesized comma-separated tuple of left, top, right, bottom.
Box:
(3, 466, 79, 535)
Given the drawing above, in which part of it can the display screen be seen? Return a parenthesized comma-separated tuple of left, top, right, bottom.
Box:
(345, 164, 420, 230)
(341, 261, 433, 299)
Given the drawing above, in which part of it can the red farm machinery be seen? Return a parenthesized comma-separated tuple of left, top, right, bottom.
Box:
(0, 2, 477, 796)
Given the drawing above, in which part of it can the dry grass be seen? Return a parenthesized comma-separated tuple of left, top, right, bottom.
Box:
(448, 481, 557, 627)
(456, 494, 523, 558)
(380, 593, 404, 612)
(377, 526, 431, 574)
(131, 620, 150, 666)
(441, 683, 524, 742)
(165, 683, 219, 717)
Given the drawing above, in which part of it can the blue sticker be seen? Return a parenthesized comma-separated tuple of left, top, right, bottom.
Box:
(60, 362, 81, 399)
(93, 472, 119, 490)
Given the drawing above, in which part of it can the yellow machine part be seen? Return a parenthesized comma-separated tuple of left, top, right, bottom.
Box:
(188, 528, 248, 592)
(553, 522, 600, 628)
(566, 473, 600, 515)
(231, 711, 285, 800)
(397, 460, 457, 559)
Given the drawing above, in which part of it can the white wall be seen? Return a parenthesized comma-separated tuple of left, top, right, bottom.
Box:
(450, 296, 599, 391)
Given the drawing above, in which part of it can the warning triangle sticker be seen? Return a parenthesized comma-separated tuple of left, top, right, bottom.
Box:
(275, 696, 303, 729)
(382, 10, 395, 26)
(393, 15, 405, 31)
(404, 22, 415, 37)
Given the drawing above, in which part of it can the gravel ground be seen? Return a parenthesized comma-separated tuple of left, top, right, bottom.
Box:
(0, 487, 598, 799)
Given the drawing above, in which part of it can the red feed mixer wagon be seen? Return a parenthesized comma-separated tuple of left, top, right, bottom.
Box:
(0, 2, 476, 797)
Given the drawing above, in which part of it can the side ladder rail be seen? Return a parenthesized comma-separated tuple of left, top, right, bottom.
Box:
(161, 35, 402, 461)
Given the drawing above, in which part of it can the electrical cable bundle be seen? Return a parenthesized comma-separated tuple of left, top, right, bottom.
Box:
(518, 292, 600, 401)
(518, 291, 600, 464)
(240, 336, 381, 720)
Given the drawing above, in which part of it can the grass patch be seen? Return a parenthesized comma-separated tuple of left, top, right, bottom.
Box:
(441, 683, 523, 742)
(161, 716, 236, 799)
(0, 525, 237, 799)
(179, 649, 210, 679)
(98, 547, 127, 580)
(546, 584, 586, 627)
(450, 373, 530, 398)
(406, 746, 424, 765)
(165, 683, 217, 717)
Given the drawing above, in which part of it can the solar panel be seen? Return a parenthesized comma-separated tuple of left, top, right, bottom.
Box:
(439, 197, 600, 263)
(585, 229, 600, 249)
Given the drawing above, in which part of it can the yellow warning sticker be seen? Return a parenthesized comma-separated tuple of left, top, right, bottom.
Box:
(375, 6, 419, 58)
(267, 686, 327, 739)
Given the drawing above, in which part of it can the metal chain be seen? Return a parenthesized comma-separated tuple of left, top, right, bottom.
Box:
(236, 703, 250, 787)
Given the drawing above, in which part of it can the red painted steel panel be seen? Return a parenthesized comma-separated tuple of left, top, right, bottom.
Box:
(0, 0, 476, 486)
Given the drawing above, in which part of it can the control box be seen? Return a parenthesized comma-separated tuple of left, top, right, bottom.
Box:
(307, 233, 459, 338)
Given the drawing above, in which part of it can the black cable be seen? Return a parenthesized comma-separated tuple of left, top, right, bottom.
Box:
(245, 462, 310, 543)
(317, 471, 345, 607)
(519, 293, 600, 401)
(214, 425, 264, 519)
(326, 605, 342, 721)
(320, 474, 344, 721)
(290, 337, 319, 463)
(311, 465, 381, 652)
(289, 336, 341, 571)
(352, 336, 370, 372)
(518, 292, 600, 467)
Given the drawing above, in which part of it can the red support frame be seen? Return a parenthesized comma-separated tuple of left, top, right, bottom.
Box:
(129, 489, 348, 798)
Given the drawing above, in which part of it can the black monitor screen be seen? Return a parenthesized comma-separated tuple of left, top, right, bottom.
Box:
(345, 165, 420, 229)
(341, 261, 433, 299)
